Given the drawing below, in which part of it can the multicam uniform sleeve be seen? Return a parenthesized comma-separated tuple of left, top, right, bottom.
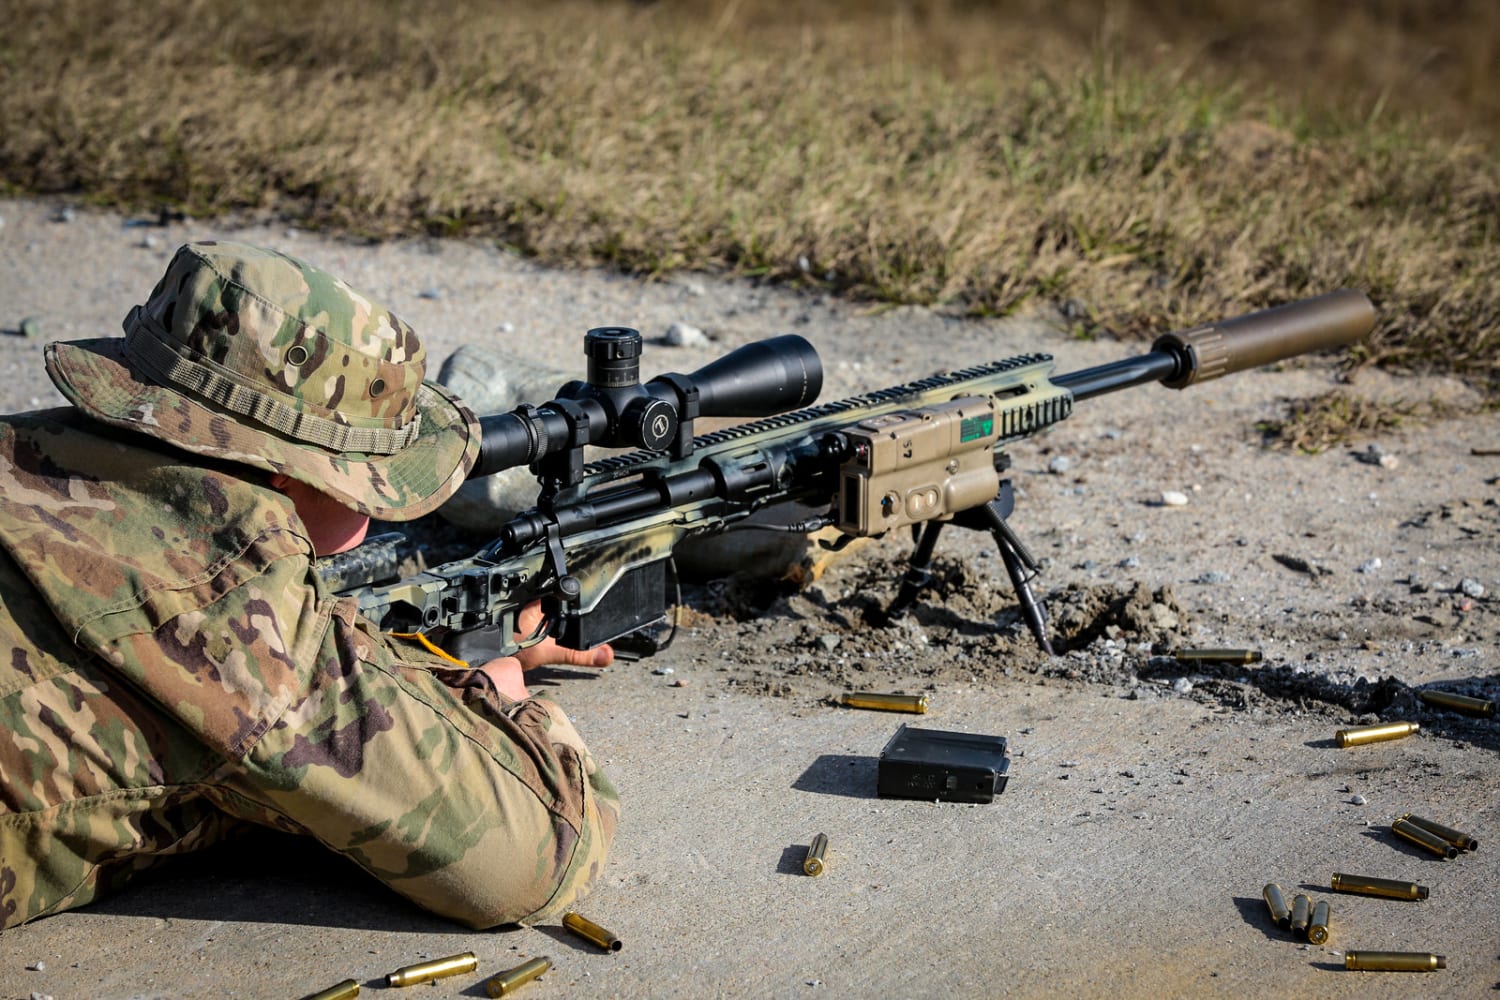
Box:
(191, 554, 620, 929)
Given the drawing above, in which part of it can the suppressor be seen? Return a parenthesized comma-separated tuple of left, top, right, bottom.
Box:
(1262, 883, 1291, 930)
(1400, 813, 1478, 852)
(1171, 648, 1262, 664)
(299, 981, 359, 1000)
(1391, 818, 1459, 859)
(1417, 690, 1495, 718)
(1308, 899, 1331, 945)
(1344, 950, 1446, 972)
(804, 833, 829, 877)
(386, 952, 477, 987)
(562, 911, 622, 952)
(840, 692, 929, 714)
(485, 956, 551, 997)
(1335, 721, 1419, 748)
(1331, 872, 1429, 901)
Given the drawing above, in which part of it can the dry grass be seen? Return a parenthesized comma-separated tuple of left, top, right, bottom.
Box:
(1, 0, 1496, 403)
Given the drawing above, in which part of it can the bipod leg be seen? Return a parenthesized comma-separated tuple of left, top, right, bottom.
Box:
(883, 520, 945, 620)
(978, 501, 1054, 655)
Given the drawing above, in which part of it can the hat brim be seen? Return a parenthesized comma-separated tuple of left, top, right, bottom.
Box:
(46, 339, 480, 522)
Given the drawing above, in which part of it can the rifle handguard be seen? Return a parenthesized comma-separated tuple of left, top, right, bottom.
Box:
(1152, 288, 1375, 388)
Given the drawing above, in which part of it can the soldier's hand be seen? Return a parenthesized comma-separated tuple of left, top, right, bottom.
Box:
(479, 601, 613, 700)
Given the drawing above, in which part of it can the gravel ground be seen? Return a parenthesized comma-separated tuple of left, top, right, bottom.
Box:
(0, 198, 1496, 998)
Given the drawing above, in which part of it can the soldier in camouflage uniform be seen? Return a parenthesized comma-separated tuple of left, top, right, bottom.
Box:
(0, 241, 619, 930)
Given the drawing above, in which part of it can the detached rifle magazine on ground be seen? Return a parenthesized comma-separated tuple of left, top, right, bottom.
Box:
(876, 724, 1010, 803)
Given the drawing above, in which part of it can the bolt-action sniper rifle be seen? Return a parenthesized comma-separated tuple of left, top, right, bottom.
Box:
(318, 290, 1374, 662)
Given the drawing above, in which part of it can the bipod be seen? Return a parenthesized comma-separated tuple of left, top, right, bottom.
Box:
(883, 480, 1054, 654)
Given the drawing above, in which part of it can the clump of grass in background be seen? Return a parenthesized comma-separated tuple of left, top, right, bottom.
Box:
(0, 0, 1495, 408)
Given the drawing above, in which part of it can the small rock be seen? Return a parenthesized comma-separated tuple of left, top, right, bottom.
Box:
(1047, 455, 1073, 474)
(1357, 558, 1382, 575)
(797, 255, 811, 273)
(497, 321, 515, 334)
(417, 287, 442, 300)
(663, 322, 708, 347)
(1172, 677, 1194, 694)
(1195, 571, 1230, 584)
(670, 678, 688, 687)
(1350, 794, 1367, 805)
(32, 993, 54, 1000)
(1159, 490, 1189, 507)
(19, 316, 42, 338)
(137, 234, 162, 250)
(53, 206, 75, 223)
(1119, 555, 1140, 569)
(651, 666, 675, 676)
(26, 960, 44, 971)
(817, 634, 841, 652)
(1459, 578, 1486, 599)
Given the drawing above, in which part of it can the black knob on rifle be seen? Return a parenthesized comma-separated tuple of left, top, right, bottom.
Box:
(585, 327, 642, 388)
(623, 395, 678, 451)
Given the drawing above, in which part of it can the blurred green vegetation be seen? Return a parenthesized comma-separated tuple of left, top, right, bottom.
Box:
(1, 0, 1494, 403)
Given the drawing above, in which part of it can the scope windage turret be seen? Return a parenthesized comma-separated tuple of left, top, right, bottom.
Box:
(471, 331, 823, 477)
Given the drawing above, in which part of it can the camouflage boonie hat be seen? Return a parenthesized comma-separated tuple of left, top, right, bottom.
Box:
(45, 241, 480, 521)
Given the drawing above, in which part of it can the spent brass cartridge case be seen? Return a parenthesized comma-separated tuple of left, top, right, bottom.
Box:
(1171, 648, 1263, 664)
(562, 911, 622, 952)
(386, 952, 477, 987)
(485, 956, 551, 997)
(1335, 721, 1419, 748)
(840, 692, 929, 714)
(1400, 814, 1479, 852)
(1418, 690, 1496, 718)
(1289, 893, 1312, 939)
(299, 981, 359, 1000)
(1331, 872, 1429, 901)
(1308, 899, 1332, 945)
(804, 833, 829, 877)
(1262, 883, 1292, 930)
(1392, 818, 1459, 859)
(1344, 950, 1446, 972)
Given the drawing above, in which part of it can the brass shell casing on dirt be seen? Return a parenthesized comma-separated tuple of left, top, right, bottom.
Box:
(1417, 690, 1496, 718)
(1171, 648, 1262, 664)
(804, 833, 829, 877)
(1344, 950, 1446, 972)
(1262, 883, 1292, 930)
(1392, 818, 1460, 859)
(840, 692, 929, 714)
(386, 952, 478, 987)
(1400, 814, 1479, 852)
(1308, 900, 1332, 945)
(1335, 721, 1419, 748)
(1289, 894, 1312, 939)
(1331, 872, 1429, 901)
(485, 957, 551, 997)
(298, 980, 359, 1000)
(563, 912, 622, 952)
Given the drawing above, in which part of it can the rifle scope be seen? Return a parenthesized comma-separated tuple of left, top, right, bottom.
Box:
(471, 329, 823, 478)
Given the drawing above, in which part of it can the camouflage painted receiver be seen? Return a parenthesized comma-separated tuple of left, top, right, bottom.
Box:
(321, 291, 1374, 660)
